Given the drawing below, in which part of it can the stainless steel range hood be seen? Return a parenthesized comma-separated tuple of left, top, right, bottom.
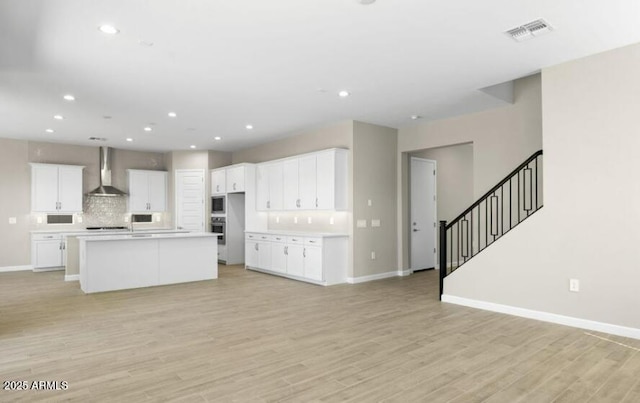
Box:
(87, 147, 127, 197)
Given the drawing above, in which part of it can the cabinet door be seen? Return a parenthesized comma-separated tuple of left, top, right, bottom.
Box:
(286, 244, 304, 277)
(257, 241, 272, 271)
(33, 240, 63, 268)
(256, 165, 270, 211)
(128, 171, 150, 212)
(298, 155, 317, 210)
(211, 170, 226, 195)
(226, 166, 245, 193)
(268, 162, 284, 210)
(147, 172, 167, 212)
(270, 243, 287, 273)
(316, 151, 336, 210)
(282, 158, 299, 210)
(246, 241, 259, 267)
(32, 165, 59, 212)
(57, 166, 83, 212)
(304, 246, 323, 281)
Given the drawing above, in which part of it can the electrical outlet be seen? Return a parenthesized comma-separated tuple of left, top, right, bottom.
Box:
(371, 251, 376, 260)
(36, 216, 43, 224)
(8, 217, 16, 224)
(294, 217, 298, 224)
(371, 219, 381, 227)
(357, 219, 367, 228)
(368, 199, 372, 207)
(569, 279, 580, 292)
(276, 216, 280, 224)
(155, 215, 161, 222)
(307, 217, 312, 224)
(329, 216, 335, 225)
(124, 216, 130, 223)
(77, 216, 83, 223)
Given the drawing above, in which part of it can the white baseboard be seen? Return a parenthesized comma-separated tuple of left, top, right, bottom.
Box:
(65, 274, 79, 282)
(442, 294, 640, 340)
(347, 271, 398, 284)
(0, 265, 33, 273)
(397, 269, 412, 277)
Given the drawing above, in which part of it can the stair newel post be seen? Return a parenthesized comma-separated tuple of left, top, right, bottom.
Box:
(439, 220, 447, 300)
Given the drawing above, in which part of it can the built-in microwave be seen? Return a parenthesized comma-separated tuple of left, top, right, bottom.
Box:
(212, 196, 225, 215)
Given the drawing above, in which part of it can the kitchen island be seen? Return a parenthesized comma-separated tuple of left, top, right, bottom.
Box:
(78, 232, 220, 293)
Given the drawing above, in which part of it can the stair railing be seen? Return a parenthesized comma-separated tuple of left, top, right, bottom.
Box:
(438, 150, 543, 299)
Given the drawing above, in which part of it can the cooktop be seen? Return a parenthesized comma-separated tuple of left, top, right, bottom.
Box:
(85, 226, 128, 230)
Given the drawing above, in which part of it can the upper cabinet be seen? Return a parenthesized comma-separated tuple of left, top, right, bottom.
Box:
(210, 164, 250, 195)
(257, 148, 348, 212)
(127, 170, 167, 212)
(211, 169, 226, 195)
(31, 163, 84, 213)
(256, 162, 284, 211)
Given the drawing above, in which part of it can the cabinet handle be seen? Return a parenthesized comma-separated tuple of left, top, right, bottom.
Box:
(316, 198, 318, 208)
(309, 240, 316, 243)
(292, 238, 298, 242)
(216, 185, 219, 192)
(267, 201, 270, 209)
(296, 199, 300, 208)
(59, 242, 62, 250)
(303, 248, 306, 258)
(255, 243, 259, 251)
(43, 236, 53, 239)
(233, 183, 236, 190)
(284, 246, 288, 255)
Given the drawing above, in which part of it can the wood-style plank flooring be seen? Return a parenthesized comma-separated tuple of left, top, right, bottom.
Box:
(1, 266, 639, 402)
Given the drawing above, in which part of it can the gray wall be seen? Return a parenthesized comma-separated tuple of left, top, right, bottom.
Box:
(397, 74, 542, 270)
(445, 42, 640, 331)
(352, 121, 398, 278)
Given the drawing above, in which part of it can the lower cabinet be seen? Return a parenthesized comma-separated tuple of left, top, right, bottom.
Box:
(245, 232, 347, 285)
(31, 234, 66, 270)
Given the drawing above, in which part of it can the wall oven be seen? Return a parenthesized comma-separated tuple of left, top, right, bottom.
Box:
(212, 195, 225, 215)
(211, 217, 225, 245)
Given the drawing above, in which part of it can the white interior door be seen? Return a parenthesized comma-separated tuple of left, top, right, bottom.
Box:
(410, 157, 437, 270)
(175, 169, 205, 232)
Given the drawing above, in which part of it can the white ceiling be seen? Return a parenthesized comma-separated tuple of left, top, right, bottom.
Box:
(1, 0, 640, 152)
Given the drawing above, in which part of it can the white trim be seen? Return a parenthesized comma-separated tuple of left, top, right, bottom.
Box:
(397, 269, 412, 277)
(65, 274, 79, 282)
(0, 265, 33, 273)
(347, 271, 398, 284)
(442, 294, 640, 340)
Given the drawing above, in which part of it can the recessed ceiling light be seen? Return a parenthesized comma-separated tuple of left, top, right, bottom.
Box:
(103, 115, 112, 120)
(144, 127, 152, 132)
(167, 112, 177, 118)
(126, 138, 133, 142)
(338, 90, 350, 98)
(411, 115, 421, 120)
(99, 25, 119, 35)
(357, 0, 376, 4)
(214, 136, 222, 141)
(63, 94, 75, 101)
(190, 145, 196, 149)
(53, 115, 64, 120)
(45, 129, 54, 133)
(245, 124, 254, 130)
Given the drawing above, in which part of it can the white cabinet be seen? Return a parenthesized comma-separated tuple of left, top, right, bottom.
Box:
(256, 162, 284, 211)
(245, 232, 347, 285)
(283, 155, 317, 210)
(31, 234, 66, 270)
(127, 170, 167, 212)
(211, 169, 226, 195)
(226, 165, 246, 193)
(255, 149, 347, 212)
(31, 164, 84, 213)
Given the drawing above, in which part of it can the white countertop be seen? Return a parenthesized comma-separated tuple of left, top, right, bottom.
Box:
(78, 232, 222, 242)
(31, 227, 175, 234)
(245, 230, 348, 238)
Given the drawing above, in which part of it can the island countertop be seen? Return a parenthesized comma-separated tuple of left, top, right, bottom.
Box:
(77, 232, 221, 241)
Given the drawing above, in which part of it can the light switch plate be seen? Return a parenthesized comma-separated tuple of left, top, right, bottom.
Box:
(8, 217, 16, 224)
(371, 219, 381, 227)
(368, 199, 372, 207)
(569, 279, 580, 292)
(357, 219, 367, 228)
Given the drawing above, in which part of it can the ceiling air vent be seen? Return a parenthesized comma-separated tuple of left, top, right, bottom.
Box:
(506, 19, 553, 42)
(88, 137, 108, 142)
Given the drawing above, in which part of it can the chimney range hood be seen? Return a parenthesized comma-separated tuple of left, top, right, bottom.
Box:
(87, 147, 127, 197)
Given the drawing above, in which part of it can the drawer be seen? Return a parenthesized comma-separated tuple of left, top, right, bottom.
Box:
(304, 237, 323, 247)
(245, 233, 259, 241)
(271, 235, 286, 243)
(286, 236, 304, 245)
(32, 234, 62, 241)
(256, 234, 272, 242)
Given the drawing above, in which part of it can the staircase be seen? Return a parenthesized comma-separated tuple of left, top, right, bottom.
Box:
(438, 150, 543, 299)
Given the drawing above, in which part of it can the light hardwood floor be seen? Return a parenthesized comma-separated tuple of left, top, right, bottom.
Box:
(1, 266, 639, 402)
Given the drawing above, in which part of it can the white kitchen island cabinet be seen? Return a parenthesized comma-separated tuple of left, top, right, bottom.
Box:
(79, 233, 220, 293)
(245, 231, 347, 285)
